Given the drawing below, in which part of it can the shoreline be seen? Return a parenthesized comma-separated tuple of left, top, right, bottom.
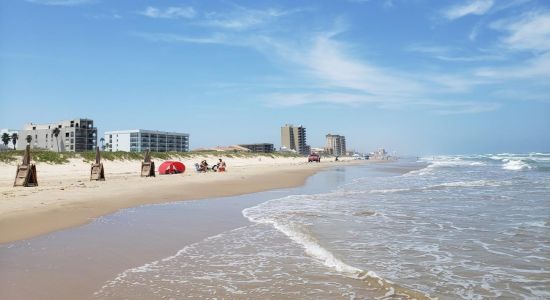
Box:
(0, 157, 366, 244)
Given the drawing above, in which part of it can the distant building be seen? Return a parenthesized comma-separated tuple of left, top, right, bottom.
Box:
(324, 134, 347, 156)
(17, 118, 97, 152)
(239, 143, 274, 153)
(0, 129, 19, 150)
(370, 148, 389, 159)
(104, 129, 189, 152)
(281, 124, 310, 155)
(193, 145, 251, 152)
(310, 147, 326, 155)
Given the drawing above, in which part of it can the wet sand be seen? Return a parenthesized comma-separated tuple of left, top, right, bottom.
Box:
(0, 157, 364, 244)
(0, 193, 274, 299)
(0, 163, 371, 300)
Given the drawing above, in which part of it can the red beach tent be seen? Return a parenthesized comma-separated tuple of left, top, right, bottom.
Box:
(158, 161, 185, 175)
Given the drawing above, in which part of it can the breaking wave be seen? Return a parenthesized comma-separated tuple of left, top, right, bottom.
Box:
(412, 153, 549, 174)
(502, 159, 533, 171)
(243, 197, 433, 299)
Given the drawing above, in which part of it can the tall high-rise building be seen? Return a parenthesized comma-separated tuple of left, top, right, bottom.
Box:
(325, 134, 346, 156)
(17, 118, 97, 152)
(281, 124, 309, 155)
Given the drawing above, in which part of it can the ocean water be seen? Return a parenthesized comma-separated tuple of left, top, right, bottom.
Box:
(95, 154, 550, 299)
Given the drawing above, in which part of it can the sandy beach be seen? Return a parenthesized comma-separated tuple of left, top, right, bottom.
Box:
(0, 155, 362, 244)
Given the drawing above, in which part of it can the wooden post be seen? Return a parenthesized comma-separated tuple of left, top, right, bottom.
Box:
(141, 150, 155, 177)
(90, 147, 105, 181)
(14, 145, 38, 187)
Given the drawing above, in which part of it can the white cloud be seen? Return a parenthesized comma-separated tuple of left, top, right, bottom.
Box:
(491, 11, 550, 52)
(407, 44, 453, 55)
(133, 10, 499, 114)
(86, 12, 122, 19)
(303, 35, 424, 96)
(469, 23, 481, 41)
(257, 34, 498, 113)
(134, 30, 499, 113)
(140, 6, 196, 19)
(132, 32, 229, 45)
(475, 52, 550, 79)
(478, 10, 550, 83)
(200, 7, 301, 30)
(26, 0, 95, 5)
(492, 89, 550, 103)
(265, 93, 369, 107)
(407, 44, 505, 62)
(430, 101, 500, 115)
(443, 0, 494, 20)
(137, 6, 299, 30)
(265, 92, 499, 115)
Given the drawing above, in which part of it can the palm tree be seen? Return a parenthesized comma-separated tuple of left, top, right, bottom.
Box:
(11, 133, 18, 150)
(100, 137, 105, 150)
(1, 133, 10, 149)
(26, 135, 32, 145)
(52, 128, 61, 152)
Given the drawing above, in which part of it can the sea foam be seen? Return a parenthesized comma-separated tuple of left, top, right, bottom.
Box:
(502, 159, 532, 171)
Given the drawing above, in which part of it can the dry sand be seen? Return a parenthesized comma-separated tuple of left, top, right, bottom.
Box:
(0, 155, 363, 244)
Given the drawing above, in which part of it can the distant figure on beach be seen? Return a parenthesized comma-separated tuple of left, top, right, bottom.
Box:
(216, 158, 226, 172)
(199, 160, 209, 172)
(335, 156, 339, 162)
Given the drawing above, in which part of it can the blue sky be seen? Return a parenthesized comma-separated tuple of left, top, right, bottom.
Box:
(1, 0, 549, 154)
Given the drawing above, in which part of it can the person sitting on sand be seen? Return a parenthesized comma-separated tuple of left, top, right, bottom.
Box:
(199, 160, 209, 172)
(216, 158, 226, 172)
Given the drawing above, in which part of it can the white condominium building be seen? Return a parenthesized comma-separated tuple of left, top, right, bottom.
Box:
(104, 129, 189, 152)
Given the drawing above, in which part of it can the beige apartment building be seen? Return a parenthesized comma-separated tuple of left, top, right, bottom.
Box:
(325, 134, 346, 156)
(281, 124, 310, 155)
(17, 118, 97, 152)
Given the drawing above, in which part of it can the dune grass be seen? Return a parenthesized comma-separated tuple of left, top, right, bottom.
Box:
(0, 150, 302, 164)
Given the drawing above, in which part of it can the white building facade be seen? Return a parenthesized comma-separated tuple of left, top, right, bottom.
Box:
(104, 130, 189, 152)
(17, 118, 97, 152)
